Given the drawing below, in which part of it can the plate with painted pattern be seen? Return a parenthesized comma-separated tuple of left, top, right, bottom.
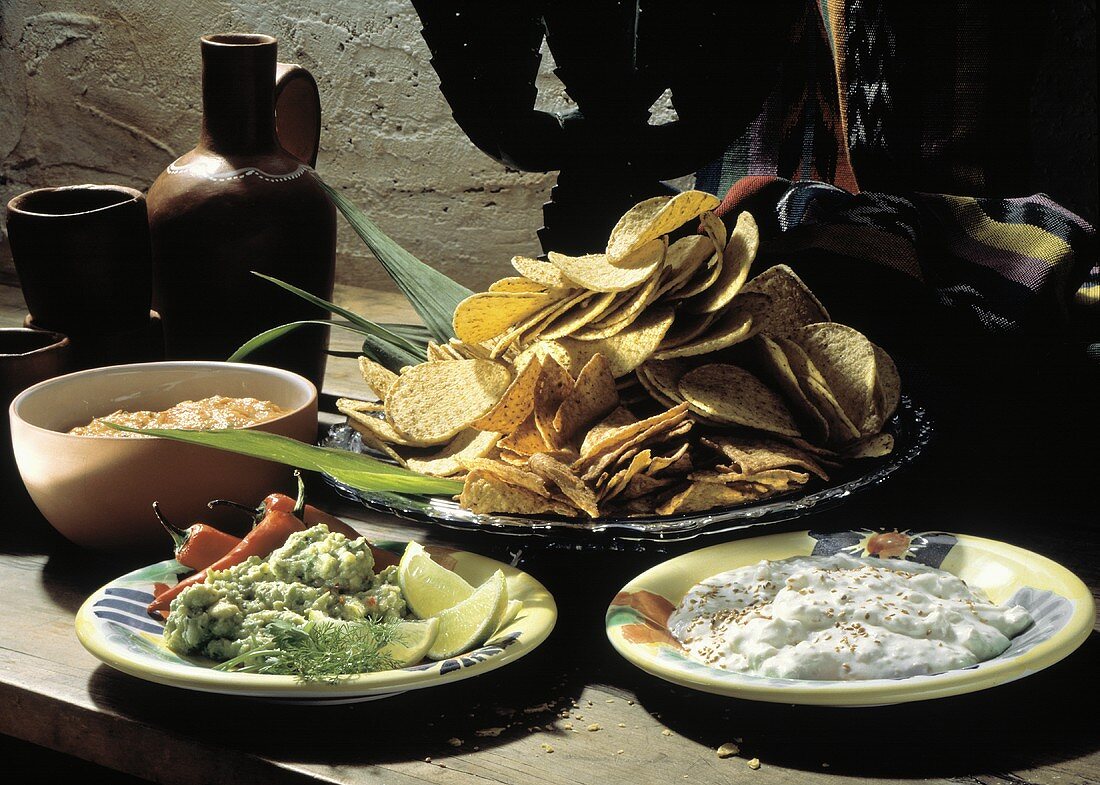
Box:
(606, 529, 1092, 706)
(76, 542, 556, 703)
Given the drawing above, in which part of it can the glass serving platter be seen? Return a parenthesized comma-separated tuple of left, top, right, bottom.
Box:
(321, 395, 931, 548)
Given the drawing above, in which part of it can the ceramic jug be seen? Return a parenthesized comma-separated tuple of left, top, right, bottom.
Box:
(148, 33, 336, 389)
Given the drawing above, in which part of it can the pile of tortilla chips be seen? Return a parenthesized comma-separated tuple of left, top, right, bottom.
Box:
(338, 191, 901, 520)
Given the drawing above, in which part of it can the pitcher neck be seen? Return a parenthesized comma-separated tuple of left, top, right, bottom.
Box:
(199, 34, 279, 156)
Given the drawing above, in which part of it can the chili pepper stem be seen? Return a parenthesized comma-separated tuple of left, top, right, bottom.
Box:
(152, 502, 187, 549)
(292, 470, 306, 517)
(207, 498, 264, 520)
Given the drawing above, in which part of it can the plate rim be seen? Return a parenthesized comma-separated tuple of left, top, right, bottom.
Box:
(76, 544, 557, 699)
(605, 529, 1094, 706)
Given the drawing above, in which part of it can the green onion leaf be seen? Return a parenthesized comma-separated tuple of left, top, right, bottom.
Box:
(229, 319, 420, 369)
(318, 180, 473, 344)
(105, 425, 463, 495)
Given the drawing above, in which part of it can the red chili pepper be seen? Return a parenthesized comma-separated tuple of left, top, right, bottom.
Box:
(153, 502, 241, 571)
(147, 473, 308, 617)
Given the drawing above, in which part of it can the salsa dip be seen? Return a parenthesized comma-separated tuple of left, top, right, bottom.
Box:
(68, 395, 286, 436)
(667, 553, 1033, 681)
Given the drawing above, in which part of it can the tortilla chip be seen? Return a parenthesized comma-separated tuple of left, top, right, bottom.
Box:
(741, 264, 830, 338)
(605, 191, 720, 265)
(386, 359, 512, 443)
(527, 452, 601, 517)
(755, 334, 830, 443)
(600, 449, 653, 501)
(873, 344, 901, 424)
(617, 472, 675, 502)
(552, 354, 620, 447)
(539, 291, 619, 339)
(489, 276, 547, 293)
(655, 480, 769, 515)
(842, 432, 895, 459)
(772, 335, 860, 444)
(796, 322, 878, 433)
(338, 398, 442, 447)
(569, 272, 663, 340)
(557, 305, 675, 378)
(532, 355, 575, 448)
(653, 293, 768, 359)
(577, 408, 693, 482)
(636, 359, 687, 405)
(470, 354, 543, 433)
(511, 255, 575, 289)
(687, 211, 759, 314)
(461, 458, 551, 497)
(547, 238, 665, 293)
(358, 356, 400, 401)
(406, 428, 502, 477)
(701, 434, 829, 481)
(656, 234, 715, 296)
(499, 414, 551, 456)
(580, 407, 640, 455)
(453, 291, 555, 344)
(459, 470, 579, 517)
(678, 363, 799, 436)
(668, 211, 726, 301)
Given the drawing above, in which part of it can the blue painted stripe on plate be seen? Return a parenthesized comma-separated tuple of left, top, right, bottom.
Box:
(95, 597, 159, 617)
(94, 610, 165, 635)
(105, 587, 156, 603)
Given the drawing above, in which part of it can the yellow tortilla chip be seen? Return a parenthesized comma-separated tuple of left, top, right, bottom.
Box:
(678, 363, 799, 436)
(498, 414, 550, 456)
(600, 449, 652, 501)
(701, 434, 830, 481)
(459, 470, 579, 517)
(386, 359, 512, 443)
(605, 191, 720, 265)
(489, 276, 547, 293)
(687, 211, 759, 314)
(656, 480, 769, 515)
(772, 335, 860, 444)
(842, 432, 895, 459)
(755, 334, 830, 443)
(406, 428, 502, 477)
(580, 406, 639, 455)
(552, 354, 620, 446)
(668, 211, 726, 300)
(461, 458, 551, 497)
(337, 398, 442, 448)
(547, 238, 665, 293)
(557, 305, 675, 378)
(796, 322, 878, 433)
(527, 452, 600, 518)
(453, 291, 555, 344)
(873, 344, 901, 424)
(636, 359, 687, 406)
(358, 356, 399, 401)
(567, 272, 663, 340)
(470, 354, 543, 433)
(511, 255, 575, 289)
(652, 293, 769, 359)
(741, 264, 830, 338)
(532, 354, 575, 448)
(539, 291, 619, 340)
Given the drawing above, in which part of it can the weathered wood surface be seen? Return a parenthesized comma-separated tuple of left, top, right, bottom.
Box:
(1, 280, 1098, 785)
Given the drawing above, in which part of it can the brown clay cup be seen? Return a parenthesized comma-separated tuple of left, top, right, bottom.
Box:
(6, 185, 153, 335)
(0, 328, 72, 483)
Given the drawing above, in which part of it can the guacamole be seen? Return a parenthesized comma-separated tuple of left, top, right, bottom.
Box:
(163, 525, 407, 661)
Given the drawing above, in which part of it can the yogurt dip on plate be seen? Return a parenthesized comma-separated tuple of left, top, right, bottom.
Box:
(668, 553, 1033, 680)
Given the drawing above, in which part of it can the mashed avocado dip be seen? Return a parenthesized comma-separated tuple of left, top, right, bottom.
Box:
(163, 525, 407, 661)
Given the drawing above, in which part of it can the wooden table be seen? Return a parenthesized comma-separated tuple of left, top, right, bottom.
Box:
(2, 282, 1098, 785)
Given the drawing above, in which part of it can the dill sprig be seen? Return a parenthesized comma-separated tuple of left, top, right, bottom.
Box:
(214, 619, 406, 684)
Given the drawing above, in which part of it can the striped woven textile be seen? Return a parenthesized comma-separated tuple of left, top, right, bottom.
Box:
(696, 1, 1096, 346)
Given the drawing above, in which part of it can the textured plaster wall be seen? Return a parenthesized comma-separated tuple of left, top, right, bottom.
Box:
(0, 1, 578, 293)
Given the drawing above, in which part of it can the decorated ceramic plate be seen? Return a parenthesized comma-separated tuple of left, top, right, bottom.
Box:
(76, 542, 556, 703)
(323, 396, 931, 548)
(606, 529, 1092, 706)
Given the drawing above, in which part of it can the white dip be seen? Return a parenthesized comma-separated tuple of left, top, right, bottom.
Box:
(668, 553, 1033, 680)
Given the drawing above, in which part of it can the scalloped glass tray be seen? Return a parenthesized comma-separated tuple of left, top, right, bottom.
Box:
(321, 395, 931, 548)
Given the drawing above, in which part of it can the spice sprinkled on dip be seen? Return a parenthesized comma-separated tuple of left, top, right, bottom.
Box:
(668, 553, 1033, 680)
(68, 395, 287, 437)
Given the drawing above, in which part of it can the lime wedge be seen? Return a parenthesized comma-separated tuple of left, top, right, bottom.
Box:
(428, 570, 509, 660)
(494, 599, 523, 636)
(378, 617, 439, 668)
(398, 542, 474, 618)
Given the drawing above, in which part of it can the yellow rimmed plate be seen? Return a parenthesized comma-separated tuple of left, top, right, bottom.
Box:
(606, 529, 1092, 707)
(77, 542, 556, 704)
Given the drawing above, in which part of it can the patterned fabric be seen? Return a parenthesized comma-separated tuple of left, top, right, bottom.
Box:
(696, 2, 1096, 345)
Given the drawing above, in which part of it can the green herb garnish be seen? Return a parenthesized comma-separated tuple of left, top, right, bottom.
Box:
(214, 619, 406, 683)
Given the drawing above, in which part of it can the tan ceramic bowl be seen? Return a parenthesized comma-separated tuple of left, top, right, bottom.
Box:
(9, 361, 317, 551)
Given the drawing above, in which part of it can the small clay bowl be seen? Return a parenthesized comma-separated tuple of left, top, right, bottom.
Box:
(9, 361, 317, 551)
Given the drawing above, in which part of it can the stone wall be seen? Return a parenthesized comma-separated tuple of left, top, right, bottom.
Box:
(0, 0, 578, 293)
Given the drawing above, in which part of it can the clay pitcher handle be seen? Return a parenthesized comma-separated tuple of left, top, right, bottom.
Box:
(274, 63, 321, 168)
